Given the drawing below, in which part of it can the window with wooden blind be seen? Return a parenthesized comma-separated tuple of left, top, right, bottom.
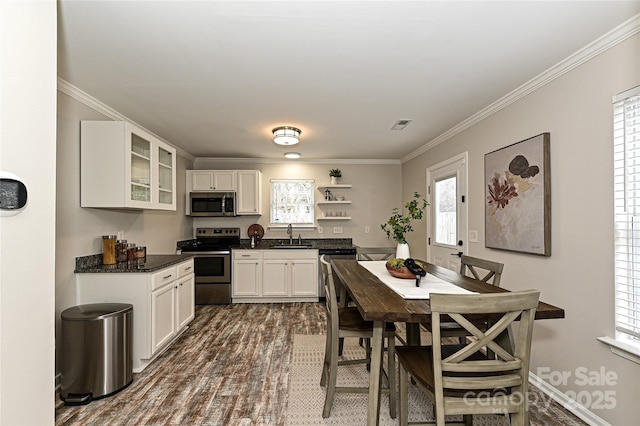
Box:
(613, 86, 640, 346)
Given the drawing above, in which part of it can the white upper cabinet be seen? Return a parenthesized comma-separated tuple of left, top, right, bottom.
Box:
(190, 171, 215, 191)
(80, 121, 176, 210)
(190, 170, 236, 191)
(237, 170, 262, 215)
(212, 170, 236, 191)
(186, 169, 262, 215)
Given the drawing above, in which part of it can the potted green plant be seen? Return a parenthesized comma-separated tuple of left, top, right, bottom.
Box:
(381, 192, 429, 258)
(329, 168, 342, 185)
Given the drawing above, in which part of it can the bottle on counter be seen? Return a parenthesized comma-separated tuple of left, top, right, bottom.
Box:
(250, 235, 256, 248)
(102, 235, 117, 265)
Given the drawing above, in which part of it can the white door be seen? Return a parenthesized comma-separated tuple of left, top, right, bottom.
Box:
(427, 153, 468, 271)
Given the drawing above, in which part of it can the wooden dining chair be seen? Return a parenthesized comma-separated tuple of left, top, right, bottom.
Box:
(356, 246, 397, 261)
(319, 255, 397, 419)
(459, 255, 504, 287)
(397, 289, 540, 426)
(424, 256, 505, 343)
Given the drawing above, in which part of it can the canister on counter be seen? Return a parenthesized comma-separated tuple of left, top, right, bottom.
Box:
(135, 246, 146, 259)
(127, 243, 137, 261)
(102, 235, 117, 265)
(116, 240, 128, 262)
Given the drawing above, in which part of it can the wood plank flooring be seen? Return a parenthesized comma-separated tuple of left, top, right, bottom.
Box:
(55, 303, 586, 425)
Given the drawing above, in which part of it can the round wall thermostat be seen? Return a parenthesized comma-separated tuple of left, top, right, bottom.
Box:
(0, 171, 28, 217)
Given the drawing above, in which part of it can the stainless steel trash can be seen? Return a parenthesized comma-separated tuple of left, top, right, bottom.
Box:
(60, 303, 133, 405)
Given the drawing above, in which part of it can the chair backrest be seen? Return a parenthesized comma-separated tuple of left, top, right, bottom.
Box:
(320, 255, 339, 332)
(356, 247, 396, 261)
(459, 255, 504, 287)
(430, 289, 540, 420)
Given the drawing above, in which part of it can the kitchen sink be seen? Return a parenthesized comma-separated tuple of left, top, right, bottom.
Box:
(272, 244, 313, 249)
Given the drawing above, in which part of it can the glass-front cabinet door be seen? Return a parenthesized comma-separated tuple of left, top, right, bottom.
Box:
(130, 132, 152, 204)
(157, 143, 175, 207)
(80, 120, 177, 211)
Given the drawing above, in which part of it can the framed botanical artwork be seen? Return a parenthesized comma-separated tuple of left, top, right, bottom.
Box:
(484, 133, 550, 256)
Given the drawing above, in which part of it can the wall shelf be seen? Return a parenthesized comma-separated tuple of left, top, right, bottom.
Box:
(317, 184, 352, 191)
(317, 184, 352, 222)
(317, 201, 352, 205)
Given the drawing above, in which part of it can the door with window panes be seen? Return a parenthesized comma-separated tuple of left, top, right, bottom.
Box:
(427, 153, 468, 271)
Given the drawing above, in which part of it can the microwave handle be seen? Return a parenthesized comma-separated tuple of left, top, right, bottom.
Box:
(221, 193, 226, 212)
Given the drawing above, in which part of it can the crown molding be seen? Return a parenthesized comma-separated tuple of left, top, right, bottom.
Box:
(402, 13, 640, 163)
(193, 157, 401, 165)
(57, 78, 195, 161)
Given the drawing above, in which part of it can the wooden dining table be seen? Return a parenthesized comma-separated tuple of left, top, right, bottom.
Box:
(330, 259, 565, 426)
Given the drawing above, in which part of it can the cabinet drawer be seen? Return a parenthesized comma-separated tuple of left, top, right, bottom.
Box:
(177, 259, 194, 278)
(151, 266, 177, 290)
(233, 250, 260, 260)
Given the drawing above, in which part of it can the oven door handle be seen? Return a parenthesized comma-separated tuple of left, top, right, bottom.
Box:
(189, 250, 231, 255)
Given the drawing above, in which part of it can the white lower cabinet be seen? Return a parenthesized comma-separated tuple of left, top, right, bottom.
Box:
(177, 272, 195, 329)
(151, 280, 176, 353)
(262, 258, 288, 296)
(232, 251, 262, 297)
(232, 249, 318, 302)
(290, 257, 319, 296)
(76, 258, 195, 373)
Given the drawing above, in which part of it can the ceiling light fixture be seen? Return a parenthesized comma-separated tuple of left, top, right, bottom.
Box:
(272, 126, 301, 145)
(284, 152, 301, 159)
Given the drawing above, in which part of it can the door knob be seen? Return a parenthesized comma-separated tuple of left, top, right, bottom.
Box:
(450, 251, 463, 258)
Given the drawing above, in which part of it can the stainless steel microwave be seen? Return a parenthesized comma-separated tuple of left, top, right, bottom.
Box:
(189, 192, 236, 217)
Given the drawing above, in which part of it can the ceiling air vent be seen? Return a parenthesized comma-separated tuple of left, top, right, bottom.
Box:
(391, 119, 412, 130)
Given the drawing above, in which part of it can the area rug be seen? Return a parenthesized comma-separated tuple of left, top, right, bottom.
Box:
(285, 334, 510, 426)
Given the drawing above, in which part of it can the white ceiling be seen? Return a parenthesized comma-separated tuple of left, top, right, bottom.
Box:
(57, 1, 640, 161)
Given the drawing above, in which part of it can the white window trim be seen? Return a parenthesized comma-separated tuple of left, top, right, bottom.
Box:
(599, 85, 640, 365)
(597, 336, 640, 365)
(269, 179, 315, 226)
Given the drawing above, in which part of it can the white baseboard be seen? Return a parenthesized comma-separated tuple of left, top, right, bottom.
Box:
(528, 372, 611, 426)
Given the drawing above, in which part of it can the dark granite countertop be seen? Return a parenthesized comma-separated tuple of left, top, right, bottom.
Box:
(232, 238, 355, 252)
(74, 254, 195, 273)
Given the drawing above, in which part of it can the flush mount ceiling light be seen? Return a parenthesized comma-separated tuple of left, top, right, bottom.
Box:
(272, 126, 301, 145)
(284, 152, 301, 159)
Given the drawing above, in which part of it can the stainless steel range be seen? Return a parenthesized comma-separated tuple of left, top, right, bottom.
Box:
(180, 227, 240, 304)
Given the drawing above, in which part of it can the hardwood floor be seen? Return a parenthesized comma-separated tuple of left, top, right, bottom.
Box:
(55, 303, 586, 425)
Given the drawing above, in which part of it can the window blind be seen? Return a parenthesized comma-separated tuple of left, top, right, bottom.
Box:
(614, 86, 640, 340)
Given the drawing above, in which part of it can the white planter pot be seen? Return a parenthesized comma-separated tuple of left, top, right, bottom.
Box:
(330, 176, 339, 185)
(396, 243, 410, 259)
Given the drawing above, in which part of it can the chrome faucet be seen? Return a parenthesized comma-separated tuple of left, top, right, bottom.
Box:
(287, 223, 293, 244)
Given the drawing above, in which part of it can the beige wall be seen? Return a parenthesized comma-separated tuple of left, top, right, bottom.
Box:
(54, 91, 195, 376)
(403, 34, 640, 423)
(191, 159, 402, 247)
(0, 1, 56, 424)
